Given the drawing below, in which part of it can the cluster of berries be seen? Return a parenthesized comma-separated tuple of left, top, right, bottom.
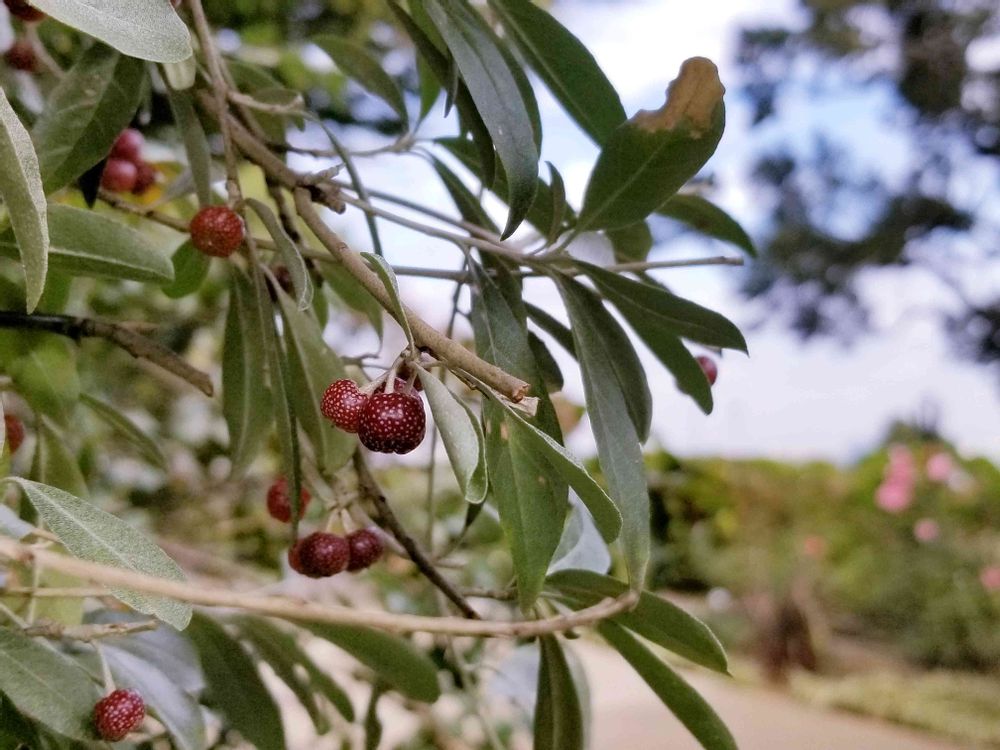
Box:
(102, 129, 159, 197)
(321, 371, 426, 455)
(189, 205, 245, 258)
(264, 476, 384, 578)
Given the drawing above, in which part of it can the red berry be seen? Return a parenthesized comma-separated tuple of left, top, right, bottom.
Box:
(4, 0, 44, 22)
(346, 528, 384, 572)
(101, 159, 138, 193)
(3, 414, 24, 454)
(395, 363, 423, 391)
(266, 476, 311, 523)
(131, 162, 157, 195)
(287, 543, 306, 574)
(358, 391, 425, 454)
(321, 379, 368, 433)
(4, 40, 35, 71)
(190, 206, 244, 258)
(695, 355, 718, 386)
(293, 532, 349, 578)
(93, 689, 145, 742)
(110, 128, 144, 164)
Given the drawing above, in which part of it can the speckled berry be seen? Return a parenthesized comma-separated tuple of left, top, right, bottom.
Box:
(190, 205, 244, 258)
(695, 355, 718, 386)
(131, 162, 157, 195)
(287, 542, 306, 574)
(4, 40, 35, 71)
(294, 532, 349, 578)
(321, 379, 368, 433)
(110, 128, 144, 163)
(346, 528, 384, 572)
(93, 689, 145, 742)
(101, 159, 138, 193)
(266, 476, 311, 523)
(3, 414, 24, 454)
(358, 391, 426, 454)
(3, 0, 45, 22)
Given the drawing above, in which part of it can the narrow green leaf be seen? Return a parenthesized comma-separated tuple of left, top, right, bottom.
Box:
(0, 88, 47, 311)
(525, 303, 576, 358)
(235, 617, 354, 722)
(320, 263, 383, 337)
(161, 53, 197, 91)
(103, 646, 206, 750)
(361, 252, 413, 347)
(227, 61, 287, 144)
(599, 622, 737, 750)
(223, 270, 271, 475)
(580, 262, 747, 352)
(247, 198, 313, 310)
(546, 162, 568, 244)
(2, 333, 79, 426)
(415, 367, 487, 504)
(489, 0, 625, 145)
(428, 154, 498, 232)
(187, 613, 285, 750)
(388, 2, 496, 185)
(302, 622, 441, 703)
(546, 569, 728, 672)
(30, 0, 191, 62)
(658, 193, 755, 256)
(162, 241, 210, 299)
(313, 35, 408, 127)
(166, 89, 213, 207)
(417, 54, 441, 121)
(1, 478, 192, 629)
(0, 627, 100, 742)
(80, 394, 167, 471)
(422, 0, 539, 236)
(528, 331, 563, 392)
(555, 276, 651, 590)
(274, 287, 354, 476)
(578, 58, 726, 231)
(534, 636, 585, 750)
(31, 417, 88, 499)
(607, 221, 654, 263)
(0, 205, 172, 284)
(32, 45, 145, 195)
(555, 275, 652, 440)
(234, 617, 331, 735)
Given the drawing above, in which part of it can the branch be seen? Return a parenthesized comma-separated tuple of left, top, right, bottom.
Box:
(293, 190, 531, 401)
(0, 537, 639, 638)
(353, 451, 479, 619)
(0, 312, 213, 396)
(20, 619, 158, 642)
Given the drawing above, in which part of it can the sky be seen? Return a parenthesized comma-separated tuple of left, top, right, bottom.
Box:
(304, 0, 1000, 464)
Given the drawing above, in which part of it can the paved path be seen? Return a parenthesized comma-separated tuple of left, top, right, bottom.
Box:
(580, 641, 965, 750)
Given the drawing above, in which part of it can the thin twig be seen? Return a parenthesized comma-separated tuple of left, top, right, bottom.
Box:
(354, 451, 480, 619)
(0, 586, 110, 599)
(21, 619, 158, 643)
(293, 190, 531, 401)
(0, 312, 213, 396)
(0, 536, 639, 637)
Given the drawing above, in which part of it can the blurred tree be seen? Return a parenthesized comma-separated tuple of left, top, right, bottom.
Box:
(736, 0, 999, 376)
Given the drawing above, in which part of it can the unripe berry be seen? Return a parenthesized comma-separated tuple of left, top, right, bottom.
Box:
(110, 128, 144, 164)
(93, 689, 145, 742)
(346, 528, 384, 572)
(696, 355, 718, 386)
(101, 159, 139, 193)
(321, 379, 368, 433)
(3, 0, 45, 22)
(293, 532, 349, 578)
(189, 206, 244, 257)
(131, 162, 157, 195)
(266, 476, 311, 523)
(3, 414, 24, 454)
(358, 391, 426, 454)
(4, 40, 35, 72)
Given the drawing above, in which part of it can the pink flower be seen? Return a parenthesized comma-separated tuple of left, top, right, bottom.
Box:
(979, 566, 1000, 592)
(913, 518, 940, 543)
(801, 534, 826, 559)
(925, 451, 954, 483)
(886, 444, 916, 485)
(876, 479, 913, 513)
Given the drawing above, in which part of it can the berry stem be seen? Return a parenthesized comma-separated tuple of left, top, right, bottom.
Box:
(95, 643, 116, 693)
